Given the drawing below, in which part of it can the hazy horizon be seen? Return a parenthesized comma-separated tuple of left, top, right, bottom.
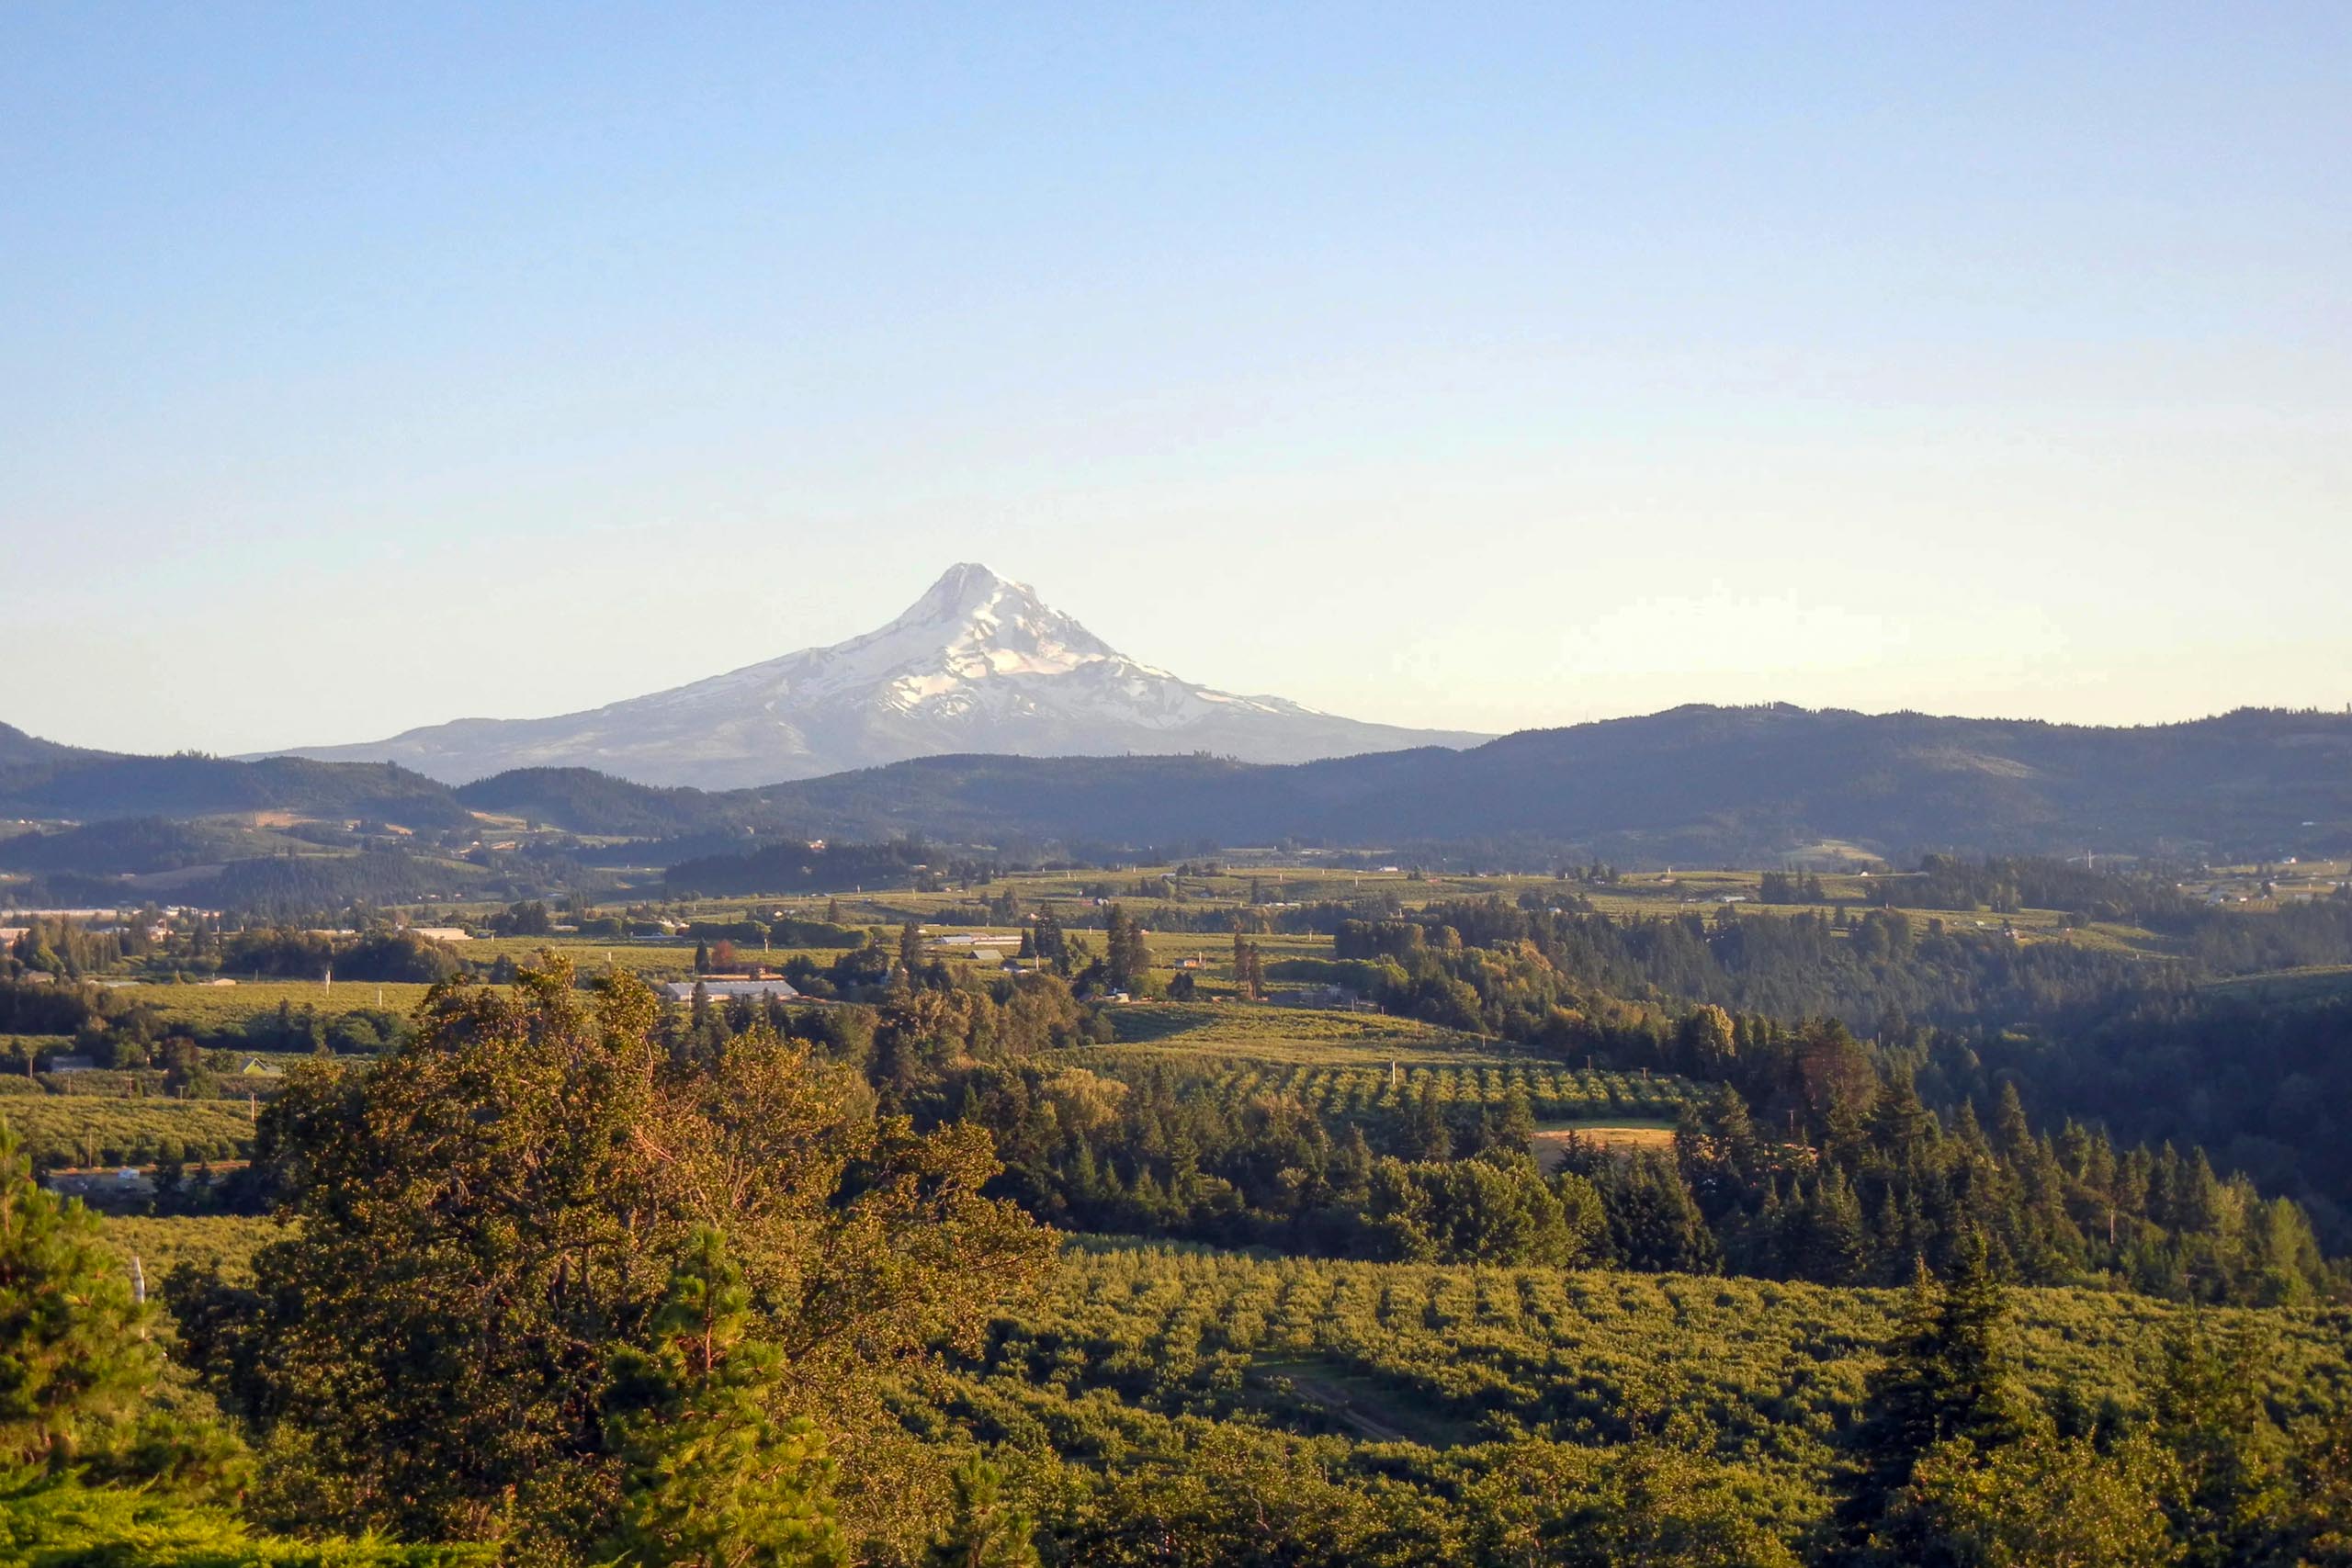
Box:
(18, 544, 2351, 766)
(6, 4, 2346, 755)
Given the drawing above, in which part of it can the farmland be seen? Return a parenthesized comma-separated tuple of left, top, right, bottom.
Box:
(0, 1096, 254, 1168)
(1094, 1001, 1490, 1065)
(111, 978, 446, 1031)
(1069, 1055, 1697, 1125)
(92, 1213, 2352, 1554)
(943, 1237, 2352, 1474)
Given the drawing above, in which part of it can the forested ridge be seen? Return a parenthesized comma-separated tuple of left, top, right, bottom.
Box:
(8, 703, 2352, 866)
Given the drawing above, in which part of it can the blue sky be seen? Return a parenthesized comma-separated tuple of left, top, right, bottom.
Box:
(4, 3, 2346, 754)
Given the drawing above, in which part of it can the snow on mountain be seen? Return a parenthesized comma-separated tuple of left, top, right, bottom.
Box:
(266, 564, 1487, 788)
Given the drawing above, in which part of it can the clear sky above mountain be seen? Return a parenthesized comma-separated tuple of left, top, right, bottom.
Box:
(4, 4, 2346, 755)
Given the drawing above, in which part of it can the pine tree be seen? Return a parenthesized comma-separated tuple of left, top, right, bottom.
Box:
(923, 1457, 1037, 1567)
(599, 1227, 850, 1567)
(1801, 1168, 1868, 1285)
(1844, 1231, 2030, 1558)
(2154, 1311, 2290, 1567)
(1497, 1089, 1537, 1156)
(1992, 1082, 2033, 1159)
(0, 1127, 160, 1470)
(1102, 906, 1150, 992)
(1406, 1079, 1452, 1160)
(1230, 931, 1263, 999)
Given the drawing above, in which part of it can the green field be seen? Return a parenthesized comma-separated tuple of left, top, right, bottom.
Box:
(112, 978, 446, 1030)
(454, 936, 701, 972)
(0, 1097, 254, 1168)
(925, 1238, 2352, 1537)
(101, 1213, 2352, 1533)
(955, 1236, 2352, 1445)
(1064, 1055, 1696, 1124)
(2198, 965, 2352, 1006)
(1097, 1001, 1490, 1065)
(104, 1213, 273, 1279)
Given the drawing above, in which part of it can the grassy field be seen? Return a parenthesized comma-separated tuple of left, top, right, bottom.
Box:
(2198, 965, 2352, 1006)
(1530, 1119, 1679, 1170)
(454, 936, 700, 973)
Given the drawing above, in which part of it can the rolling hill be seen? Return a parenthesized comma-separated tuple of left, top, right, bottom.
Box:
(6, 705, 2347, 871)
(729, 703, 2352, 863)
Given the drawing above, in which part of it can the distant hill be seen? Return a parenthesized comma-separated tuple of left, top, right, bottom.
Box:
(0, 817, 285, 877)
(731, 704, 2352, 863)
(0, 751, 472, 829)
(6, 705, 2348, 869)
(259, 563, 1487, 787)
(0, 721, 107, 772)
(452, 767, 751, 838)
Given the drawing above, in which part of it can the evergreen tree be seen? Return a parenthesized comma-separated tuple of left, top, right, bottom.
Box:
(1403, 1078, 1452, 1160)
(1845, 1232, 2030, 1560)
(2153, 1312, 2290, 1567)
(0, 1127, 160, 1470)
(1496, 1089, 1538, 1156)
(1102, 907, 1149, 993)
(1798, 1167, 1869, 1285)
(922, 1456, 1040, 1568)
(599, 1227, 850, 1568)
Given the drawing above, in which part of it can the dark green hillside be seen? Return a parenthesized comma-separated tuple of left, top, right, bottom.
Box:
(0, 815, 286, 876)
(736, 750, 1264, 845)
(453, 766, 744, 836)
(0, 719, 108, 770)
(0, 750, 472, 828)
(716, 705, 2352, 863)
(6, 705, 2352, 863)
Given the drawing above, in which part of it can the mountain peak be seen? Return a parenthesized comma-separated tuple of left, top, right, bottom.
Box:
(266, 564, 1487, 786)
(907, 561, 1015, 622)
(865, 565, 1117, 674)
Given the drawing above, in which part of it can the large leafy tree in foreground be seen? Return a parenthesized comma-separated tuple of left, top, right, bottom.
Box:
(171, 964, 1053, 1560)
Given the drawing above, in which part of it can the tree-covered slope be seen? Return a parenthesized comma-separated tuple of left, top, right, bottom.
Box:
(8, 705, 2351, 864)
(736, 704, 2352, 861)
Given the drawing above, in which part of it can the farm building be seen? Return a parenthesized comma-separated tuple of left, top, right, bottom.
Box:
(660, 977, 803, 1002)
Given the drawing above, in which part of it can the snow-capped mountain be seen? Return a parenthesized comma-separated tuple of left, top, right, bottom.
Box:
(268, 564, 1487, 788)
